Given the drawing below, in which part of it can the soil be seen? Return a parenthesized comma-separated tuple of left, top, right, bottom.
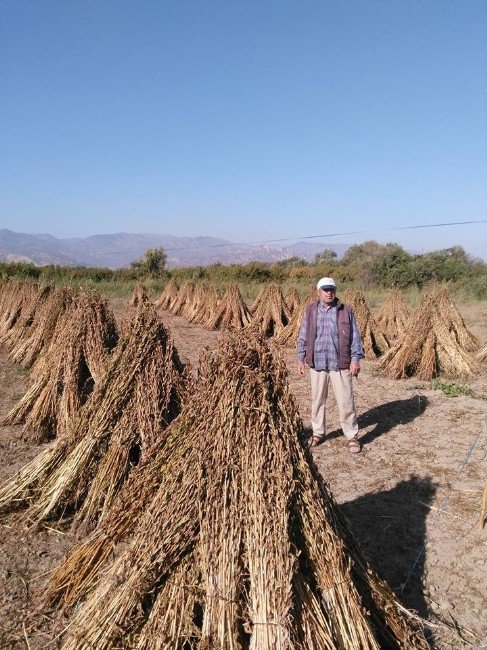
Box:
(0, 298, 486, 649)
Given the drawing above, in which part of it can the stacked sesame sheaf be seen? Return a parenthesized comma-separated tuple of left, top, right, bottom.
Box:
(35, 332, 427, 650)
(0, 281, 119, 441)
(0, 305, 188, 532)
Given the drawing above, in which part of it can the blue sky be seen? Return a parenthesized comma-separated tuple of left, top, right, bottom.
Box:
(1, 1, 486, 257)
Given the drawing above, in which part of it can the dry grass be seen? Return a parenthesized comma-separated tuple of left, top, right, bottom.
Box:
(250, 283, 291, 337)
(0, 305, 188, 532)
(206, 283, 251, 330)
(48, 332, 427, 649)
(154, 279, 179, 310)
(379, 287, 479, 380)
(3, 292, 119, 442)
(342, 289, 389, 359)
(375, 289, 410, 340)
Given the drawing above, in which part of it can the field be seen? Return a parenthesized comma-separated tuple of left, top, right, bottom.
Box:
(0, 292, 486, 648)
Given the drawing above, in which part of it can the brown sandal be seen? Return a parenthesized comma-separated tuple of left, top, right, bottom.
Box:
(309, 433, 326, 448)
(348, 439, 361, 454)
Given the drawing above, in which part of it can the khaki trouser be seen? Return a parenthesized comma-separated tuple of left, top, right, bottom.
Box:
(309, 368, 358, 440)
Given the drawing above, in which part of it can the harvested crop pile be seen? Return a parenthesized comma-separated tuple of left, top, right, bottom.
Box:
(0, 282, 52, 353)
(342, 288, 389, 358)
(46, 332, 427, 649)
(284, 286, 301, 314)
(375, 289, 410, 340)
(0, 279, 39, 339)
(436, 286, 479, 352)
(11, 285, 78, 368)
(250, 282, 291, 337)
(189, 284, 221, 325)
(130, 282, 149, 306)
(3, 292, 118, 442)
(184, 281, 210, 321)
(476, 343, 487, 362)
(206, 282, 251, 330)
(379, 289, 479, 380)
(170, 281, 196, 317)
(154, 279, 179, 310)
(0, 305, 188, 532)
(275, 290, 315, 348)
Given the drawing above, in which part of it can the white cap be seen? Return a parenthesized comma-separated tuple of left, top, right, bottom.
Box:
(316, 277, 337, 291)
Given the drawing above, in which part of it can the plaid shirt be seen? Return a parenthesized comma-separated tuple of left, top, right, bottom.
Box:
(297, 300, 363, 371)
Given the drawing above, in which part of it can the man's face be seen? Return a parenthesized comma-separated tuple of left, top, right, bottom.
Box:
(318, 287, 336, 305)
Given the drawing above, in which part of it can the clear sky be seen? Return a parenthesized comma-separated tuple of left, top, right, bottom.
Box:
(1, 1, 486, 257)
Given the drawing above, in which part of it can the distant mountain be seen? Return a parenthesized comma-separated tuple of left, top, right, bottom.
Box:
(0, 229, 78, 266)
(0, 229, 348, 269)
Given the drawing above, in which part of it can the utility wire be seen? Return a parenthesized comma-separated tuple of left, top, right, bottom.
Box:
(162, 219, 487, 252)
(101, 218, 486, 255)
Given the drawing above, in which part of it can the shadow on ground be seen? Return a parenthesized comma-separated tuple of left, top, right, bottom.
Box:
(323, 395, 429, 444)
(341, 475, 437, 646)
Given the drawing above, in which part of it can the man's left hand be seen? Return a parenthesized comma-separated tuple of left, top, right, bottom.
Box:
(350, 362, 360, 377)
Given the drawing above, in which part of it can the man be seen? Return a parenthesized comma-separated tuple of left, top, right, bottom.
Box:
(297, 277, 364, 453)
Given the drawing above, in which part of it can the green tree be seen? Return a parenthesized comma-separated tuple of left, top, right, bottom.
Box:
(313, 248, 337, 265)
(275, 256, 308, 268)
(342, 240, 413, 286)
(131, 247, 168, 277)
(375, 245, 414, 287)
(412, 246, 474, 285)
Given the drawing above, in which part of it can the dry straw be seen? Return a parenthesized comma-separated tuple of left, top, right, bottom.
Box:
(275, 290, 316, 348)
(476, 343, 487, 362)
(0, 282, 51, 353)
(435, 286, 479, 352)
(0, 279, 39, 340)
(342, 289, 389, 358)
(250, 283, 291, 337)
(3, 292, 118, 442)
(375, 289, 410, 340)
(11, 285, 78, 368)
(189, 284, 221, 325)
(130, 282, 149, 306)
(0, 305, 188, 532)
(379, 286, 479, 380)
(206, 282, 251, 330)
(154, 279, 179, 310)
(184, 281, 210, 322)
(170, 281, 196, 317)
(284, 287, 301, 315)
(48, 332, 427, 649)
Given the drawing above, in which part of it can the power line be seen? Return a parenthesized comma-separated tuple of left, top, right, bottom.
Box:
(162, 219, 486, 252)
(101, 219, 486, 255)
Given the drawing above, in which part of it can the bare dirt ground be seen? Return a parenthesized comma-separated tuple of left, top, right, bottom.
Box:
(0, 299, 486, 649)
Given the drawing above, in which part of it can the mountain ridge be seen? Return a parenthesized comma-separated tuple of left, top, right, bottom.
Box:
(0, 229, 348, 269)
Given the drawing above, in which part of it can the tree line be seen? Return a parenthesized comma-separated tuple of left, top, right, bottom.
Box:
(1, 241, 486, 298)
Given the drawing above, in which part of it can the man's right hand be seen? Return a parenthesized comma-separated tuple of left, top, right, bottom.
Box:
(298, 361, 306, 377)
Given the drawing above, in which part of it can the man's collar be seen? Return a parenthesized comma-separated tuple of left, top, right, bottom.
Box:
(319, 297, 338, 309)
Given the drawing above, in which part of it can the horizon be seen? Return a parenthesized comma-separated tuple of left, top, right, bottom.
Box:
(1, 225, 486, 262)
(1, 2, 486, 258)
